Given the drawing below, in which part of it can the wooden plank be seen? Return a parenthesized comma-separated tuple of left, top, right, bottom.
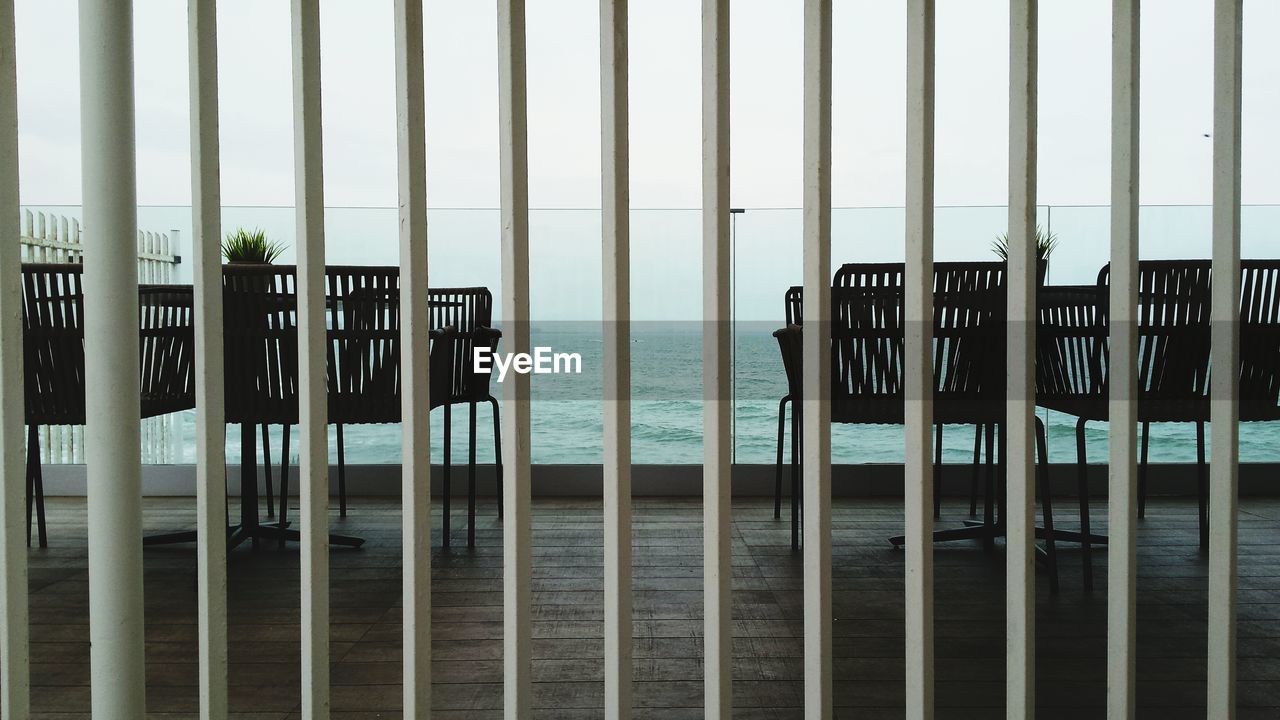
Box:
(1107, 1, 1139, 718)
(393, 0, 431, 716)
(701, 0, 732, 717)
(188, 1, 228, 717)
(802, 1, 832, 719)
(1006, 1, 1038, 718)
(78, 1, 147, 716)
(289, 1, 330, 717)
(1207, 0, 1242, 716)
(904, 1, 935, 718)
(496, 1, 533, 717)
(0, 0, 27, 716)
(600, 1, 633, 718)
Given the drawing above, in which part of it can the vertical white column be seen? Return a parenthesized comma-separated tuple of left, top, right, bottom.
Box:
(290, 1, 330, 717)
(79, 1, 147, 717)
(1207, 0, 1242, 716)
(801, 2, 832, 719)
(0, 1, 28, 717)
(1006, 2, 1038, 718)
(391, 0, 435, 716)
(701, 0, 732, 717)
(600, 1, 633, 718)
(904, 1, 935, 718)
(1107, 2, 1139, 718)
(189, 1, 228, 718)
(394, 0, 431, 716)
(496, 1, 532, 717)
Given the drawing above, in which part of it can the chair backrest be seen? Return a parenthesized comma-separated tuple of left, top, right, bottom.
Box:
(784, 286, 803, 325)
(1098, 260, 1212, 421)
(326, 266, 402, 424)
(778, 261, 1006, 425)
(1240, 260, 1280, 420)
(222, 263, 300, 425)
(138, 284, 196, 418)
(1036, 284, 1107, 410)
(22, 264, 87, 425)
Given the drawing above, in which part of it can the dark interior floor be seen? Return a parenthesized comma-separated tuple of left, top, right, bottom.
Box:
(13, 493, 1280, 719)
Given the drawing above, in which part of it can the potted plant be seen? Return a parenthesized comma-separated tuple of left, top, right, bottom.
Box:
(222, 227, 287, 264)
(992, 226, 1057, 283)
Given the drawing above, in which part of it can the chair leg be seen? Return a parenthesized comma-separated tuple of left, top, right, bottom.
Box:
(791, 405, 800, 551)
(933, 423, 944, 519)
(1076, 419, 1093, 592)
(775, 397, 787, 520)
(279, 425, 291, 549)
(262, 423, 274, 518)
(27, 424, 47, 548)
(970, 424, 982, 517)
(1196, 420, 1209, 550)
(983, 423, 996, 553)
(468, 401, 478, 548)
(337, 423, 347, 518)
(1138, 421, 1150, 518)
(489, 397, 503, 521)
(1036, 418, 1060, 595)
(442, 403, 452, 549)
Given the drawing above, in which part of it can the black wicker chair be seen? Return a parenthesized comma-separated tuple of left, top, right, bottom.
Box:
(776, 262, 1061, 590)
(22, 264, 196, 547)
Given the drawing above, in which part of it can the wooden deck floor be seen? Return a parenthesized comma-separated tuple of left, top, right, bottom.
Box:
(15, 495, 1280, 718)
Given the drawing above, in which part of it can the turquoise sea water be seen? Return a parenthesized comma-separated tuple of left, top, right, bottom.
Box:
(184, 324, 1280, 468)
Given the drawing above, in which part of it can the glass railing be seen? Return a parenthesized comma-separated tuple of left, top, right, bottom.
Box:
(21, 203, 1280, 466)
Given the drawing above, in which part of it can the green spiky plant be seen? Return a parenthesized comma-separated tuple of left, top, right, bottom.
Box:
(991, 226, 1058, 262)
(222, 227, 287, 264)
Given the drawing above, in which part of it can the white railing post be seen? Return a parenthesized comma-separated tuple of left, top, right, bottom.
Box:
(1007, 1, 1038, 718)
(905, 1, 936, 718)
(291, 0, 330, 717)
(497, 1, 533, 717)
(1208, 0, 1242, 716)
(393, 0, 431, 716)
(0, 0, 30, 716)
(79, 0, 147, 716)
(189, 0, 228, 716)
(600, 1, 632, 717)
(701, 0, 732, 717)
(1108, 2, 1140, 718)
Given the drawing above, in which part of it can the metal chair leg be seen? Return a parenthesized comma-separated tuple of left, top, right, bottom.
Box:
(775, 397, 787, 519)
(27, 424, 47, 548)
(1076, 418, 1093, 592)
(791, 405, 800, 551)
(262, 423, 274, 518)
(279, 424, 291, 550)
(970, 424, 982, 516)
(1196, 420, 1208, 549)
(1138, 421, 1150, 518)
(442, 403, 452, 549)
(489, 396, 503, 521)
(983, 423, 996, 553)
(1035, 417, 1060, 595)
(468, 401, 478, 548)
(337, 423, 347, 518)
(934, 423, 944, 519)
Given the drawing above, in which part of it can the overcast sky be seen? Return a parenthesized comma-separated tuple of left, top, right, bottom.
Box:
(13, 0, 1280, 210)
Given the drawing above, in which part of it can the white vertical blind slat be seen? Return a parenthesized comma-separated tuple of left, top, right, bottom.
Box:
(701, 0, 732, 717)
(1006, 1, 1039, 717)
(1207, 0, 1242, 716)
(393, 0, 431, 716)
(1107, 1, 1140, 717)
(0, 0, 28, 716)
(600, 0, 633, 718)
(905, 1, 936, 718)
(189, 0, 228, 717)
(290, 1, 330, 717)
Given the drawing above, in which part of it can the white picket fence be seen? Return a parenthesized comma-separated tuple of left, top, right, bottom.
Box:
(20, 209, 185, 465)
